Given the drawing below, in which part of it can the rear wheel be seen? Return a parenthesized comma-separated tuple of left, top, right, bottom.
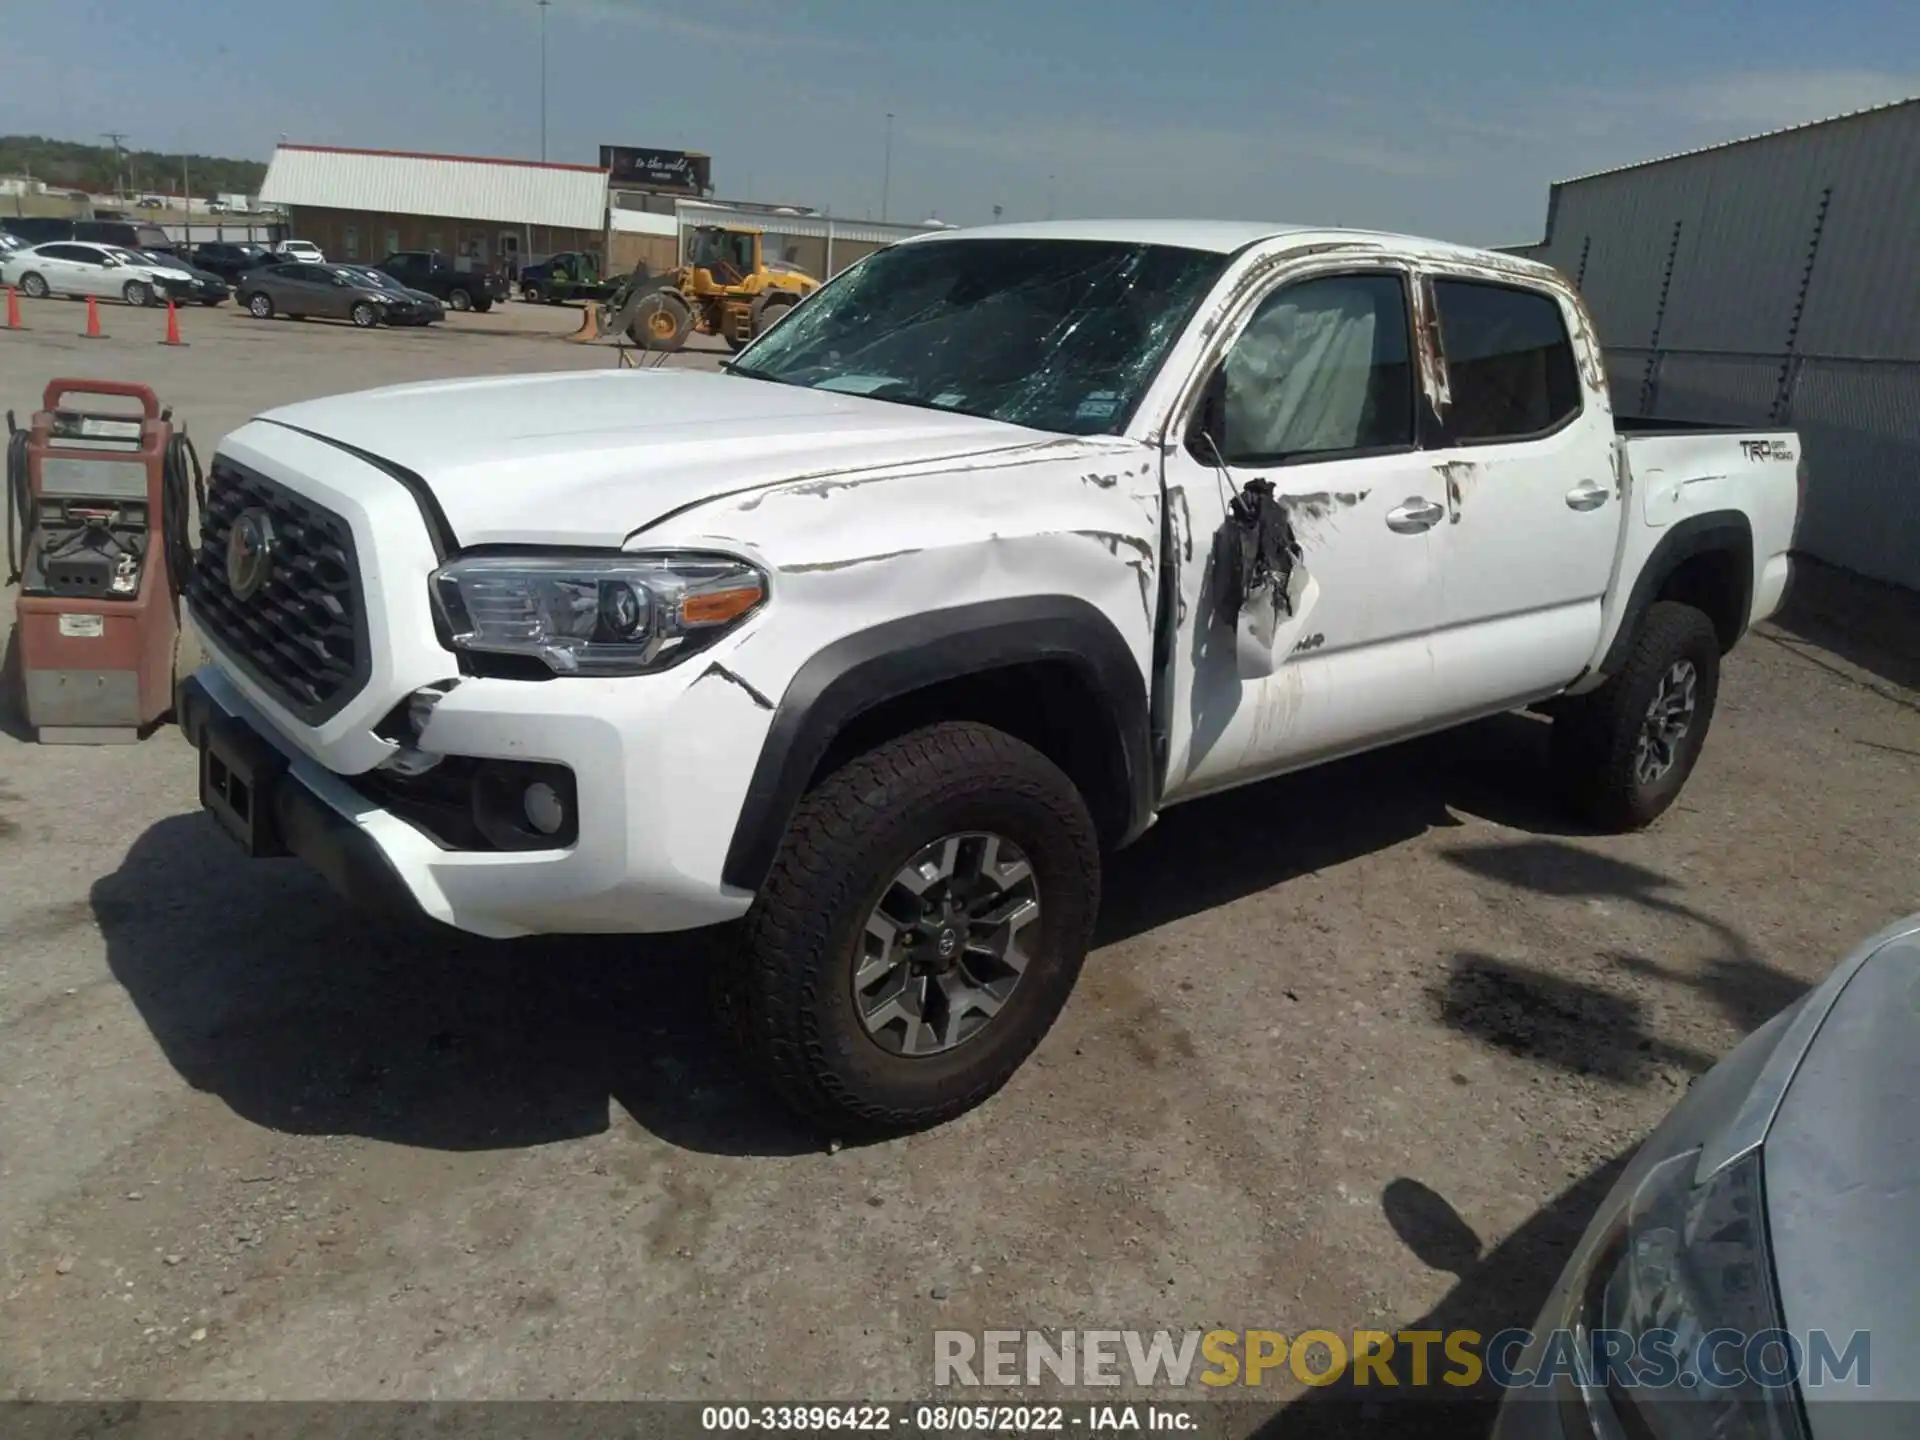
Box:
(247, 292, 273, 319)
(122, 280, 153, 307)
(20, 272, 48, 298)
(717, 721, 1100, 1137)
(1551, 601, 1722, 831)
(751, 291, 798, 337)
(630, 290, 693, 352)
(446, 287, 473, 312)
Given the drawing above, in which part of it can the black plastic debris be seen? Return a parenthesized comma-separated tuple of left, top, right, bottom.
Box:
(1219, 478, 1303, 619)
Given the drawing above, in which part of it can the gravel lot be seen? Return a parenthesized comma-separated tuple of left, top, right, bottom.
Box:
(2, 299, 1917, 1422)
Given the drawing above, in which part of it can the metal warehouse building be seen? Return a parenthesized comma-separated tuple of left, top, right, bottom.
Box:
(1513, 97, 1920, 590)
(259, 144, 615, 279)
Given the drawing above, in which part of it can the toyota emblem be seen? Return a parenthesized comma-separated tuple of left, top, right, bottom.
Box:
(225, 508, 276, 601)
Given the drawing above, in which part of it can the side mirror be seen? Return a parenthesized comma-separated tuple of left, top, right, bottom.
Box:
(1186, 366, 1229, 464)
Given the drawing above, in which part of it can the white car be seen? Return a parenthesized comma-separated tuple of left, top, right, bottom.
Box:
(0, 240, 193, 307)
(176, 219, 1803, 1136)
(272, 239, 325, 264)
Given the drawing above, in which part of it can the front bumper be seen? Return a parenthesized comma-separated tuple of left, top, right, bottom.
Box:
(176, 659, 766, 940)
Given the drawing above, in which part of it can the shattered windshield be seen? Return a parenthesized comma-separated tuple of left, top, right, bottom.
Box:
(728, 238, 1227, 435)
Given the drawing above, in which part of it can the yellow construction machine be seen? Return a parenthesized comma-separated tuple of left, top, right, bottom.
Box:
(606, 225, 819, 353)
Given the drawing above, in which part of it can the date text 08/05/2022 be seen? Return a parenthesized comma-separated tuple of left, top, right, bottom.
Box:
(700, 1405, 1198, 1432)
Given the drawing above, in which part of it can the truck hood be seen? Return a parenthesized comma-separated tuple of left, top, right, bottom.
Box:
(254, 369, 1059, 547)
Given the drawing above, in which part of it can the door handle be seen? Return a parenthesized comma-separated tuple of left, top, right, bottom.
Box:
(1386, 497, 1446, 533)
(1566, 482, 1612, 511)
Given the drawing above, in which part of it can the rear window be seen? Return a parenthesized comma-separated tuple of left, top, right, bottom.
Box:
(1433, 279, 1582, 442)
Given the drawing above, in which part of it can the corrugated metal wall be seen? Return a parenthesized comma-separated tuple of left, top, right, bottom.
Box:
(1515, 102, 1920, 588)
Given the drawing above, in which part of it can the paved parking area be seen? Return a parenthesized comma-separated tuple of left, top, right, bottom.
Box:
(2, 306, 1918, 1417)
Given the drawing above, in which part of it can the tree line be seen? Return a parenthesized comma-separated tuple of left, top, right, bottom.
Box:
(0, 135, 268, 198)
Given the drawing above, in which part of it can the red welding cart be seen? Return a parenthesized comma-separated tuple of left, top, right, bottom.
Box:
(7, 379, 201, 744)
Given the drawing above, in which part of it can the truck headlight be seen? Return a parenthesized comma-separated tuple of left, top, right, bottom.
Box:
(431, 553, 765, 676)
(1560, 1149, 1807, 1439)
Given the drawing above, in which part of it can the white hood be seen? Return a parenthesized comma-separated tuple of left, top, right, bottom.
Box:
(253, 369, 1057, 547)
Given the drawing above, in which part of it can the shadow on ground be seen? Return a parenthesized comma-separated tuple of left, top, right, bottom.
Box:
(1254, 1152, 1634, 1438)
(88, 711, 1583, 1159)
(1767, 554, 1920, 698)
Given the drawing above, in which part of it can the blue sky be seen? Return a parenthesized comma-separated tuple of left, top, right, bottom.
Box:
(4, 0, 1916, 244)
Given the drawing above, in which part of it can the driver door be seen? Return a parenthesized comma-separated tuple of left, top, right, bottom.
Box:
(1156, 264, 1448, 800)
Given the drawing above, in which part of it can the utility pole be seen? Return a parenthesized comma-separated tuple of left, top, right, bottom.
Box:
(1046, 175, 1055, 220)
(881, 113, 893, 223)
(182, 153, 192, 247)
(538, 0, 552, 162)
(101, 131, 129, 200)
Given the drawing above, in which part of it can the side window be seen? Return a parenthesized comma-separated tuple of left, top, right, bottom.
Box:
(38, 244, 80, 261)
(1213, 272, 1414, 465)
(1431, 279, 1581, 442)
(67, 246, 105, 267)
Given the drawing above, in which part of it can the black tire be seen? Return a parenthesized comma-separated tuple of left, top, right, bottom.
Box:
(199, 297, 224, 307)
(247, 292, 273, 319)
(719, 721, 1101, 1138)
(123, 280, 153, 307)
(630, 290, 692, 352)
(751, 292, 797, 337)
(20, 272, 49, 299)
(446, 287, 473, 312)
(472, 298, 492, 313)
(349, 300, 380, 328)
(1551, 601, 1722, 831)
(520, 283, 543, 305)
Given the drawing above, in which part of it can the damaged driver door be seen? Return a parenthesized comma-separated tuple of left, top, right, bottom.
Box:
(1156, 264, 1447, 799)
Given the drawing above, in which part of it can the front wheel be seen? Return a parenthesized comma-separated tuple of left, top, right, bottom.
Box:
(630, 290, 692, 352)
(350, 301, 379, 328)
(123, 280, 153, 307)
(520, 283, 543, 305)
(1551, 601, 1722, 831)
(718, 721, 1101, 1138)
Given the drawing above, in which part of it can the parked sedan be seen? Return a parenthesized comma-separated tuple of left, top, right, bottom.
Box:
(238, 262, 438, 327)
(336, 265, 445, 324)
(1494, 914, 1920, 1438)
(1, 240, 193, 306)
(123, 249, 230, 305)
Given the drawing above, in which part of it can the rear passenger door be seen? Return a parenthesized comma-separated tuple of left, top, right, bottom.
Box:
(1422, 274, 1621, 718)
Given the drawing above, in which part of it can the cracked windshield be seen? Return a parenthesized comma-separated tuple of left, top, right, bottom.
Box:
(728, 238, 1226, 434)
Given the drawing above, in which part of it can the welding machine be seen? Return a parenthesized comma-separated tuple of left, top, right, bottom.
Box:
(6, 379, 202, 743)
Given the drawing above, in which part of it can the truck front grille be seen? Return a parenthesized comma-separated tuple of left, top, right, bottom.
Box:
(187, 460, 369, 723)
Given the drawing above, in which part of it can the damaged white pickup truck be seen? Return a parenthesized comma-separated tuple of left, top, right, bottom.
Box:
(178, 220, 1801, 1134)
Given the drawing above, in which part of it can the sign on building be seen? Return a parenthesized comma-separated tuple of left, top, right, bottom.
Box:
(599, 146, 712, 195)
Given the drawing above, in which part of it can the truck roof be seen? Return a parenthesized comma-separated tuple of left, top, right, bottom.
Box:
(905, 218, 1551, 275)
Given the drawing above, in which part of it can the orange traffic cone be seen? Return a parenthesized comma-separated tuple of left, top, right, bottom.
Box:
(4, 286, 21, 331)
(80, 295, 106, 340)
(160, 300, 186, 346)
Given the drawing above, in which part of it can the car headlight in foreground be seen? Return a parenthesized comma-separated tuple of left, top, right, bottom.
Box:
(1552, 1146, 1806, 1439)
(431, 553, 766, 675)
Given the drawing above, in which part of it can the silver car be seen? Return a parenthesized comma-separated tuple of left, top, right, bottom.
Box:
(239, 262, 435, 328)
(1495, 915, 1920, 1437)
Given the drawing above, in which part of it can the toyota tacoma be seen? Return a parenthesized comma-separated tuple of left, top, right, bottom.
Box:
(177, 220, 1802, 1136)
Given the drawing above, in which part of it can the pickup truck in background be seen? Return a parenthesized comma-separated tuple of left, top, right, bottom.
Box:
(516, 251, 615, 305)
(176, 220, 1800, 1137)
(376, 251, 508, 312)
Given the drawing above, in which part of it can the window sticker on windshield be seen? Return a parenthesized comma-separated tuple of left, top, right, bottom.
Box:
(1076, 391, 1120, 420)
(813, 375, 898, 396)
(931, 391, 966, 408)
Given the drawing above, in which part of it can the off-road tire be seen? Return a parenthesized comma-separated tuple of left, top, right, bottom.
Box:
(631, 290, 692, 352)
(1551, 601, 1722, 831)
(750, 291, 797, 338)
(718, 721, 1101, 1138)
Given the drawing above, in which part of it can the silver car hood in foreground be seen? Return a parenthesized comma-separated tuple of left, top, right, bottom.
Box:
(1765, 922, 1920, 1426)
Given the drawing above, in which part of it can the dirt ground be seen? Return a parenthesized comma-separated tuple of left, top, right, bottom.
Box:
(2, 298, 1917, 1426)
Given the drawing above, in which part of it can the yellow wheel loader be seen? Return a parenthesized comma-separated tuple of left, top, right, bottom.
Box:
(605, 225, 819, 354)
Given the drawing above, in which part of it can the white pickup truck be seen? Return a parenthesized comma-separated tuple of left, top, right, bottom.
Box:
(177, 220, 1801, 1135)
